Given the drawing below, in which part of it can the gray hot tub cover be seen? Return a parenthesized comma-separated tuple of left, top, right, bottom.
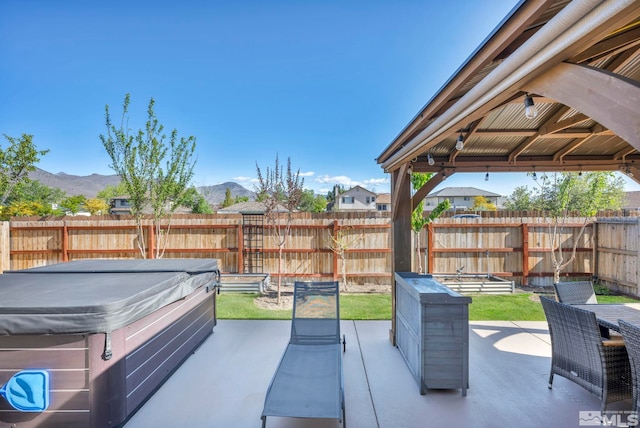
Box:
(0, 259, 220, 335)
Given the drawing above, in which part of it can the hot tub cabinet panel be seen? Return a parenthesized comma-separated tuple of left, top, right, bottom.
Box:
(395, 272, 471, 396)
(0, 259, 219, 428)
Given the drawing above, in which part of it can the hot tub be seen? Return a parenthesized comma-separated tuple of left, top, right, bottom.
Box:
(0, 259, 220, 428)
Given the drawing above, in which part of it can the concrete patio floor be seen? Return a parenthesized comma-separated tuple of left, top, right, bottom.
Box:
(123, 320, 633, 428)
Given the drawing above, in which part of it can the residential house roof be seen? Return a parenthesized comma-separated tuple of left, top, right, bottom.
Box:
(429, 187, 501, 198)
(343, 185, 376, 196)
(376, 193, 391, 204)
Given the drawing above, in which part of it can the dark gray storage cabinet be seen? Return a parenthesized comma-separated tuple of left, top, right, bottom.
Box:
(395, 272, 471, 396)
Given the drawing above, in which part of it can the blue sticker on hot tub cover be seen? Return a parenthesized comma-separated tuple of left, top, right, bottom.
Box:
(0, 370, 50, 412)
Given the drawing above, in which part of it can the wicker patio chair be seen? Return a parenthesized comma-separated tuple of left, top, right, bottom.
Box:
(540, 296, 632, 412)
(553, 281, 598, 304)
(618, 320, 640, 412)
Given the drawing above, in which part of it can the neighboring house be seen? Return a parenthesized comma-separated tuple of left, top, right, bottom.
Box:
(623, 191, 640, 213)
(375, 193, 391, 212)
(424, 187, 501, 211)
(110, 196, 133, 215)
(335, 186, 377, 211)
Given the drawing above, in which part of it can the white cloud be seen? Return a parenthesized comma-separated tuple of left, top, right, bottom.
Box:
(299, 171, 315, 177)
(314, 175, 358, 186)
(233, 176, 259, 184)
(363, 178, 389, 186)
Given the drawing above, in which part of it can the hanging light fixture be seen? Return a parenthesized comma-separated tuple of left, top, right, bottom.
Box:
(485, 168, 489, 182)
(456, 133, 464, 150)
(531, 167, 537, 180)
(524, 94, 538, 119)
(427, 152, 435, 166)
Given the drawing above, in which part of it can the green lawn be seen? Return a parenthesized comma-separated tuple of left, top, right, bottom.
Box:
(217, 293, 391, 320)
(217, 292, 638, 321)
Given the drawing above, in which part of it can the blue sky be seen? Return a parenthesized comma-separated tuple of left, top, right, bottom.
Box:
(2, 1, 638, 197)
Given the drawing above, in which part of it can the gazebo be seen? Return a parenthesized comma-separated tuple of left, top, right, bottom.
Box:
(376, 0, 640, 342)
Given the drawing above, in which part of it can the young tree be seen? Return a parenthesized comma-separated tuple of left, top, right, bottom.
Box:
(0, 134, 49, 205)
(411, 173, 450, 273)
(220, 188, 234, 208)
(181, 186, 213, 214)
(325, 184, 344, 211)
(298, 189, 327, 212)
(60, 195, 87, 215)
(1, 200, 61, 219)
(255, 155, 304, 304)
(503, 186, 534, 210)
(472, 195, 497, 211)
(100, 94, 196, 258)
(326, 224, 362, 292)
(535, 172, 625, 282)
(97, 182, 129, 200)
(84, 198, 110, 215)
(7, 178, 65, 206)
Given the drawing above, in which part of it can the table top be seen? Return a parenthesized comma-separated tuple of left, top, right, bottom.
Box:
(574, 303, 640, 332)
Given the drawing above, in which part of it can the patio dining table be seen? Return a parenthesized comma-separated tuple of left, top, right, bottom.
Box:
(574, 303, 640, 332)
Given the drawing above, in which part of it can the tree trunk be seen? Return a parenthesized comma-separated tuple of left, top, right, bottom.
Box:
(341, 255, 348, 292)
(277, 245, 283, 304)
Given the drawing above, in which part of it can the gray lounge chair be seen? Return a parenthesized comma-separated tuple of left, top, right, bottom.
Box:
(261, 281, 346, 427)
(540, 296, 632, 412)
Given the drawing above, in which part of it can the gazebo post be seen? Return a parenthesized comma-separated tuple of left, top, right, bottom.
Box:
(390, 168, 412, 345)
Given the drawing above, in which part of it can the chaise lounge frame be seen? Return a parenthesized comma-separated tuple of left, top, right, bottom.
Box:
(261, 281, 346, 427)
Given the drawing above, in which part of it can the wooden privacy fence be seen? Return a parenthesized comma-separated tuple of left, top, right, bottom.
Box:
(425, 217, 593, 287)
(594, 217, 640, 296)
(0, 213, 634, 291)
(0, 213, 392, 285)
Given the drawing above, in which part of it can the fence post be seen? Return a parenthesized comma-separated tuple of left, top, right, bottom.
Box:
(0, 222, 9, 273)
(332, 220, 339, 281)
(593, 220, 599, 283)
(427, 223, 434, 273)
(237, 222, 244, 274)
(522, 223, 529, 286)
(148, 224, 155, 259)
(62, 222, 69, 262)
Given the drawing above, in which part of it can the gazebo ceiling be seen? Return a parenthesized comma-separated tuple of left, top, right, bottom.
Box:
(377, 0, 640, 200)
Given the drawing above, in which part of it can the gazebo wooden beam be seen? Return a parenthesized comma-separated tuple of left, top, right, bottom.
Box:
(507, 106, 570, 162)
(412, 156, 640, 174)
(553, 135, 595, 162)
(411, 173, 446, 212)
(522, 62, 640, 150)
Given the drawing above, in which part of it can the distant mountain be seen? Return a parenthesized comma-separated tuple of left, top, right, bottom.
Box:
(197, 181, 256, 205)
(26, 169, 255, 204)
(27, 168, 122, 198)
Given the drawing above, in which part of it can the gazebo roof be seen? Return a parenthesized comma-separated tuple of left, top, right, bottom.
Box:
(377, 0, 640, 213)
